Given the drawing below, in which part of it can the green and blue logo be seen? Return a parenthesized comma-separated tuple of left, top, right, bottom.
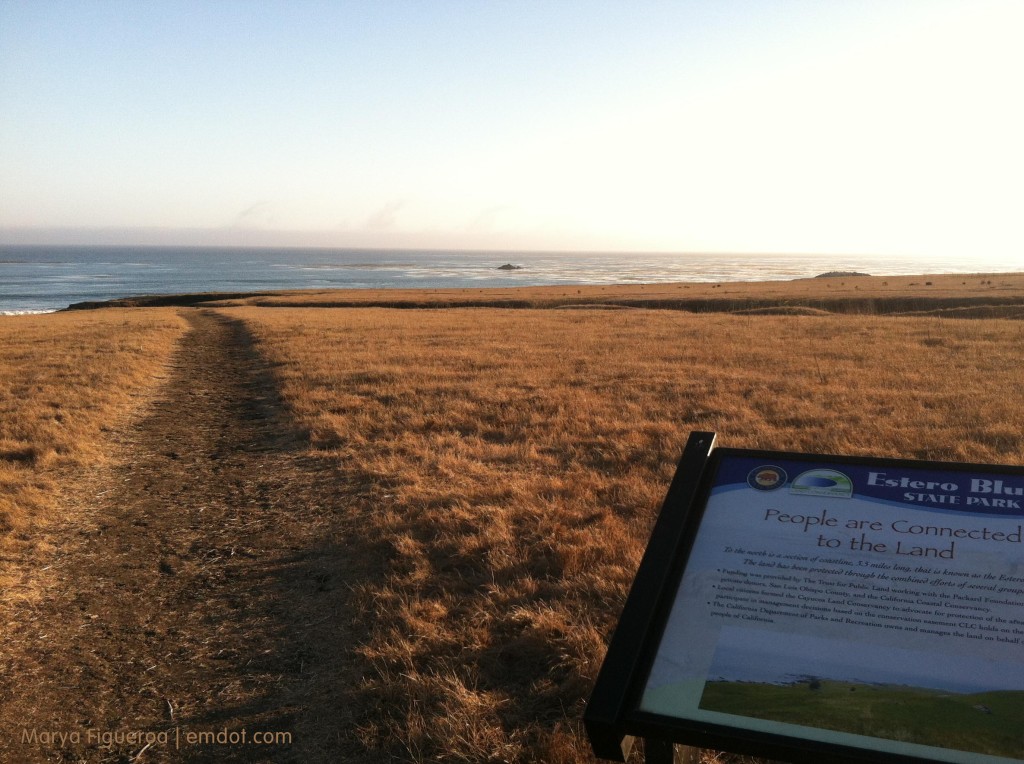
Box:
(790, 469, 853, 498)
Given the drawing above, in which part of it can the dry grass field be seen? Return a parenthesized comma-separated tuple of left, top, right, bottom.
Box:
(0, 309, 185, 550)
(2, 278, 1022, 763)
(231, 304, 1024, 762)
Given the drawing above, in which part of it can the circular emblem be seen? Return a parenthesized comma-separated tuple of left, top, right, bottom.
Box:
(747, 466, 787, 491)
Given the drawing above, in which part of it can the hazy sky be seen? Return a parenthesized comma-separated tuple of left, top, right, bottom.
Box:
(1, 1, 1022, 259)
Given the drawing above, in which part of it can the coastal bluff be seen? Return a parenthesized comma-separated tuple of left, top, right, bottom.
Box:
(64, 272, 1024, 319)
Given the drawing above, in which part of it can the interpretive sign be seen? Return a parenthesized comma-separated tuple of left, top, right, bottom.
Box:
(585, 432, 1024, 764)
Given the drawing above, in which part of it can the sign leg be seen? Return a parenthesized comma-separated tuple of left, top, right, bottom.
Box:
(643, 739, 700, 764)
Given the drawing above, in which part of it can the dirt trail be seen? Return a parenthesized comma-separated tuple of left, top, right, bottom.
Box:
(0, 310, 371, 763)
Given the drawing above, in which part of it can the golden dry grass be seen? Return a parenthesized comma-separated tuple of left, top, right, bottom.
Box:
(0, 309, 186, 546)
(230, 305, 1024, 762)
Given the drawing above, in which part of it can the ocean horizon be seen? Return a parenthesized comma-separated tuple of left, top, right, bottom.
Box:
(2, 245, 1020, 314)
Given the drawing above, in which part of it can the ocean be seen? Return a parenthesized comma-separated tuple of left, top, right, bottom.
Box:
(0, 245, 1018, 314)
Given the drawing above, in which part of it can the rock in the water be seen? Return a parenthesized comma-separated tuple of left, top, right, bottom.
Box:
(497, 263, 523, 270)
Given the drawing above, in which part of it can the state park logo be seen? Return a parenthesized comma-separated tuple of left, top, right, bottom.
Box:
(790, 469, 853, 499)
(746, 466, 787, 491)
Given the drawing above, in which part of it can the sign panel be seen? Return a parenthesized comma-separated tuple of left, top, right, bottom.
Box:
(639, 452, 1024, 763)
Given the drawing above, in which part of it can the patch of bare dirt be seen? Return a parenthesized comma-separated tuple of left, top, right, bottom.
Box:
(0, 310, 376, 763)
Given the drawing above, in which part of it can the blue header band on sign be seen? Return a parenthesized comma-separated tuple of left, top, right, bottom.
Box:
(712, 456, 1024, 518)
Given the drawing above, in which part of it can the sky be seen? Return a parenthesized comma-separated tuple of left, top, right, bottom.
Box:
(709, 626, 1022, 694)
(1, 1, 1022, 262)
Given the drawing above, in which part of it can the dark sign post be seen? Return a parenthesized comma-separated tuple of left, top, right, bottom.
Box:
(586, 432, 1024, 764)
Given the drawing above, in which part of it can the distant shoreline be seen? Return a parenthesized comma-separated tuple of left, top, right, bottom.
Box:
(57, 272, 1024, 320)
